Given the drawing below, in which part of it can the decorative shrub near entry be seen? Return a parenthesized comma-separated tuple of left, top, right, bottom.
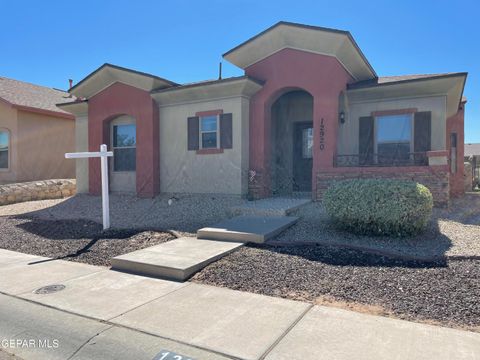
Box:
(323, 179, 433, 236)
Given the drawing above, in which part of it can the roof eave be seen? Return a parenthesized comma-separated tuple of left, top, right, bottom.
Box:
(69, 63, 179, 99)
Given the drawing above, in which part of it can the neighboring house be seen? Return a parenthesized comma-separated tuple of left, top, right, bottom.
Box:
(465, 143, 480, 187)
(60, 21, 467, 206)
(0, 77, 76, 184)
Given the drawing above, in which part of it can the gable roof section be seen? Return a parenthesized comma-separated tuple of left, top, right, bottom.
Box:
(151, 76, 263, 105)
(0, 76, 75, 118)
(347, 72, 467, 118)
(69, 63, 179, 99)
(223, 21, 377, 81)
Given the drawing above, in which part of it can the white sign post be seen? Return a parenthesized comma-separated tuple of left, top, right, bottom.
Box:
(65, 144, 113, 230)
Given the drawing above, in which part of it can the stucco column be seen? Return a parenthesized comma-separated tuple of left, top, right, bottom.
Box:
(312, 94, 339, 197)
(248, 96, 272, 199)
(136, 100, 160, 197)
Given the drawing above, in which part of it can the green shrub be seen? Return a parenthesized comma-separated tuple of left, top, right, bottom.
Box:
(323, 179, 433, 236)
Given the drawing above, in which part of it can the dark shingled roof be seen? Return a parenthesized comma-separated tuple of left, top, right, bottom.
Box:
(348, 73, 467, 90)
(0, 76, 76, 115)
(465, 143, 480, 157)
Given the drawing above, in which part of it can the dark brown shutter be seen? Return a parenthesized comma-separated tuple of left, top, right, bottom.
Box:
(414, 111, 431, 152)
(220, 113, 233, 149)
(414, 111, 431, 165)
(187, 116, 199, 151)
(359, 116, 374, 165)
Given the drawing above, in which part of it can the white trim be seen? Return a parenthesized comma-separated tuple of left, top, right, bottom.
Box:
(0, 128, 11, 172)
(199, 114, 220, 150)
(110, 120, 137, 173)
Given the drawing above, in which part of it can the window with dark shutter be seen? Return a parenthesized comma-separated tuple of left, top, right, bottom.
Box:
(414, 111, 431, 165)
(220, 113, 233, 149)
(187, 116, 199, 151)
(359, 116, 374, 165)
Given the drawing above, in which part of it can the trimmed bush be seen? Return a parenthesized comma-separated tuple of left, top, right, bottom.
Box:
(323, 179, 433, 236)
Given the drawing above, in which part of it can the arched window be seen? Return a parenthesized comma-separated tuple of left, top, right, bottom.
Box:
(0, 129, 9, 169)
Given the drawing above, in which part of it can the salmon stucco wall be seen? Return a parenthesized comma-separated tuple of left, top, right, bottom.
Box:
(447, 102, 466, 197)
(246, 48, 354, 198)
(16, 110, 75, 182)
(0, 100, 18, 184)
(88, 82, 160, 197)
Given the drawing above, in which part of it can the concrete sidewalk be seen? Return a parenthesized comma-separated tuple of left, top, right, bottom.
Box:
(0, 249, 479, 360)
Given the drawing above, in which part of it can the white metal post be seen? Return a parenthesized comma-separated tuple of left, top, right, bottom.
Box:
(65, 144, 113, 230)
(100, 144, 110, 230)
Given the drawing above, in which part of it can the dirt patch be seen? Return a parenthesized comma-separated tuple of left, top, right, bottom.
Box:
(0, 216, 174, 267)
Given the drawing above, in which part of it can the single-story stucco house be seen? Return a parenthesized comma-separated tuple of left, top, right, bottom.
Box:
(0, 77, 76, 184)
(59, 21, 467, 207)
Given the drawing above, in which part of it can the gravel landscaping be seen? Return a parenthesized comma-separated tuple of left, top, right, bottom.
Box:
(192, 244, 480, 332)
(270, 192, 480, 260)
(0, 193, 243, 236)
(1, 192, 479, 331)
(0, 216, 174, 267)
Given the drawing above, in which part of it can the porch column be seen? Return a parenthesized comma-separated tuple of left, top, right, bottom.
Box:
(312, 95, 339, 198)
(248, 95, 272, 199)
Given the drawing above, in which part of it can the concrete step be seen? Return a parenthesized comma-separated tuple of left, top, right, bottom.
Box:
(111, 237, 243, 281)
(231, 197, 311, 216)
(197, 215, 299, 243)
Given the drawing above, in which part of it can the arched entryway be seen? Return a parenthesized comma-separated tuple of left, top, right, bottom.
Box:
(271, 90, 313, 195)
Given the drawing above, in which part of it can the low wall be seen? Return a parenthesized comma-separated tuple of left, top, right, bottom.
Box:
(464, 162, 473, 192)
(316, 166, 450, 207)
(0, 179, 76, 206)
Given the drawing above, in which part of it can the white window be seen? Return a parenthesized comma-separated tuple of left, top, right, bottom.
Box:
(375, 114, 412, 162)
(199, 115, 219, 149)
(0, 130, 9, 169)
(112, 124, 136, 172)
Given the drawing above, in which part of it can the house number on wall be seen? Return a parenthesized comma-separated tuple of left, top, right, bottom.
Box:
(319, 118, 325, 151)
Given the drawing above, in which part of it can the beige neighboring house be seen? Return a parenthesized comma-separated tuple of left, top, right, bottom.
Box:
(0, 77, 76, 184)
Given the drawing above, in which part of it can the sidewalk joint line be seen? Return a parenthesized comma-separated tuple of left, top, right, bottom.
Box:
(259, 303, 314, 360)
(66, 324, 114, 360)
(107, 282, 193, 321)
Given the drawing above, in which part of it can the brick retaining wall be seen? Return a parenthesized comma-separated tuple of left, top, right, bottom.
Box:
(0, 179, 76, 206)
(316, 166, 450, 207)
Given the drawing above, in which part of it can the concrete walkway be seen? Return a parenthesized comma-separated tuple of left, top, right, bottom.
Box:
(112, 237, 244, 281)
(0, 249, 479, 360)
(111, 215, 298, 280)
(230, 196, 311, 216)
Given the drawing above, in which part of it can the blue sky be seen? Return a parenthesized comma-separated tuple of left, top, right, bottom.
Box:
(1, 0, 478, 142)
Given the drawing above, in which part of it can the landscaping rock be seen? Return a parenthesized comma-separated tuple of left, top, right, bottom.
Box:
(0, 179, 76, 206)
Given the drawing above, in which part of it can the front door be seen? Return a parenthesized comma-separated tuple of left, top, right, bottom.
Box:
(293, 122, 313, 192)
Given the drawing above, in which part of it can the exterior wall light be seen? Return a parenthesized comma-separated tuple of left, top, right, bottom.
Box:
(339, 111, 345, 124)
